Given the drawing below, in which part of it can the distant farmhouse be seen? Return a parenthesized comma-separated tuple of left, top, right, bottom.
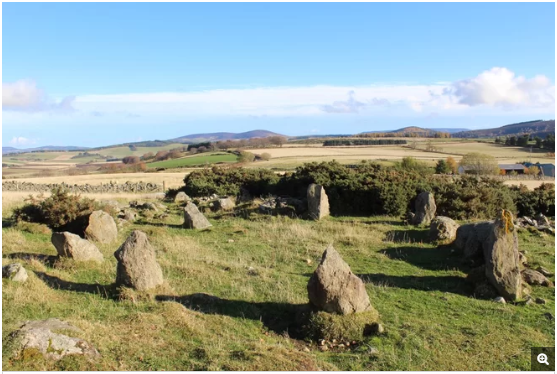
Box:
(458, 163, 555, 177)
(523, 162, 556, 178)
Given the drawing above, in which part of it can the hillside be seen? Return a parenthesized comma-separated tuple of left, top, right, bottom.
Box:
(170, 130, 286, 143)
(453, 120, 555, 138)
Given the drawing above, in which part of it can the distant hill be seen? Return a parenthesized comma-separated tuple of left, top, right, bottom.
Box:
(170, 130, 286, 143)
(361, 126, 441, 136)
(453, 120, 555, 138)
(428, 128, 470, 133)
(2, 145, 89, 154)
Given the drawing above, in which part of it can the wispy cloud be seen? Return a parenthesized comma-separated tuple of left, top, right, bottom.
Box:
(2, 79, 75, 112)
(4, 68, 554, 122)
(10, 136, 37, 146)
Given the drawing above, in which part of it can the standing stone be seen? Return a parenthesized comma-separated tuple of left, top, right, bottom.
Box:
(84, 210, 118, 243)
(307, 245, 372, 315)
(114, 230, 163, 291)
(429, 216, 459, 242)
(484, 210, 522, 301)
(51, 232, 104, 263)
(2, 263, 28, 282)
(214, 197, 235, 211)
(183, 203, 213, 229)
(307, 184, 330, 220)
(5, 318, 99, 360)
(455, 221, 494, 260)
(411, 192, 436, 226)
(174, 191, 190, 203)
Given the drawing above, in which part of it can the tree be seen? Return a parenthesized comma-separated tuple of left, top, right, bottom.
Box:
(534, 136, 542, 148)
(525, 165, 540, 176)
(459, 152, 499, 175)
(435, 159, 450, 174)
(268, 136, 286, 147)
(238, 151, 255, 163)
(122, 156, 140, 164)
(446, 156, 458, 174)
(517, 134, 530, 147)
(141, 152, 155, 161)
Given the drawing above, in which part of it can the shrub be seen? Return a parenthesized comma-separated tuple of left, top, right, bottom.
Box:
(260, 152, 272, 161)
(12, 187, 119, 231)
(511, 183, 555, 217)
(122, 156, 140, 164)
(238, 151, 256, 163)
(183, 166, 280, 197)
(13, 187, 96, 229)
(435, 159, 450, 174)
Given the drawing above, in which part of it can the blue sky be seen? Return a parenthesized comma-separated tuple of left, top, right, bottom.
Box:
(2, 2, 555, 147)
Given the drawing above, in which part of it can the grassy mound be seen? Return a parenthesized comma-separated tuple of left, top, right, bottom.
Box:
(305, 308, 381, 342)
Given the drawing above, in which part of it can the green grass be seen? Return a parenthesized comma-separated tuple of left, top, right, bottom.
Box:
(2, 202, 555, 370)
(147, 153, 238, 169)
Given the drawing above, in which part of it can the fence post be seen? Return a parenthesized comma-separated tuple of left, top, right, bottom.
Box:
(163, 181, 166, 192)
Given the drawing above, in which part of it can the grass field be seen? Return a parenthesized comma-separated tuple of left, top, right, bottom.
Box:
(147, 153, 239, 169)
(1, 194, 554, 371)
(93, 143, 186, 158)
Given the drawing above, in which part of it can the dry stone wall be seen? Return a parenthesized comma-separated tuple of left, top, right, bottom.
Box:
(2, 181, 162, 193)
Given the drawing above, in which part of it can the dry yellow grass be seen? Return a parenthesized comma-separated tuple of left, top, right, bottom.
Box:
(3, 172, 189, 189)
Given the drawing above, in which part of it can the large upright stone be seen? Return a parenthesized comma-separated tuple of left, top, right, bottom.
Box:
(114, 230, 163, 291)
(6, 318, 99, 360)
(411, 192, 436, 226)
(454, 221, 494, 260)
(429, 216, 459, 242)
(183, 203, 212, 229)
(484, 210, 522, 301)
(84, 210, 118, 243)
(51, 232, 104, 263)
(307, 184, 330, 220)
(307, 245, 372, 315)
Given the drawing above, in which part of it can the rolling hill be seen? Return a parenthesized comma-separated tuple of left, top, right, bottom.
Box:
(453, 120, 555, 138)
(170, 129, 286, 143)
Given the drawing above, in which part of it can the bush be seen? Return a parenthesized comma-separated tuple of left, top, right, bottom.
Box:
(122, 156, 140, 164)
(12, 187, 118, 231)
(13, 187, 97, 229)
(181, 161, 528, 219)
(511, 183, 555, 217)
(260, 152, 272, 161)
(183, 166, 280, 197)
(238, 151, 256, 163)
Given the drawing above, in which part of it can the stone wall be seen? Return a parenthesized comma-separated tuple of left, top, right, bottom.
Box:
(2, 181, 163, 194)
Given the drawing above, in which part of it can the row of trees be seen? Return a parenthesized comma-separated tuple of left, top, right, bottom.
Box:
(357, 131, 451, 138)
(324, 139, 407, 146)
(495, 134, 555, 151)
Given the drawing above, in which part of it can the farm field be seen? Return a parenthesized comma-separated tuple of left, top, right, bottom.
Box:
(1, 193, 554, 371)
(147, 152, 238, 169)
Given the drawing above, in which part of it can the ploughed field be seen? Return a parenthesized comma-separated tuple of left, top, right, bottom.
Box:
(2, 195, 555, 370)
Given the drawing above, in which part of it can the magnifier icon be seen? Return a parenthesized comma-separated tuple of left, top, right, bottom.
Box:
(537, 353, 549, 365)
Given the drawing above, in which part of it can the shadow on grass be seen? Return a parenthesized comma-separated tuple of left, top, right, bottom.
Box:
(35, 272, 117, 299)
(134, 221, 184, 229)
(156, 293, 310, 338)
(379, 245, 468, 272)
(358, 273, 472, 296)
(384, 228, 430, 244)
(4, 252, 58, 267)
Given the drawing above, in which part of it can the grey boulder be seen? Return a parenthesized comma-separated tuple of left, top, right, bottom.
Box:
(183, 203, 212, 229)
(307, 245, 372, 315)
(114, 230, 164, 291)
(51, 232, 104, 263)
(84, 210, 118, 243)
(2, 263, 28, 283)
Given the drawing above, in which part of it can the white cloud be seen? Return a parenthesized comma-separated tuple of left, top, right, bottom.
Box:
(2, 79, 75, 112)
(10, 136, 36, 146)
(4, 68, 554, 122)
(444, 67, 554, 108)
